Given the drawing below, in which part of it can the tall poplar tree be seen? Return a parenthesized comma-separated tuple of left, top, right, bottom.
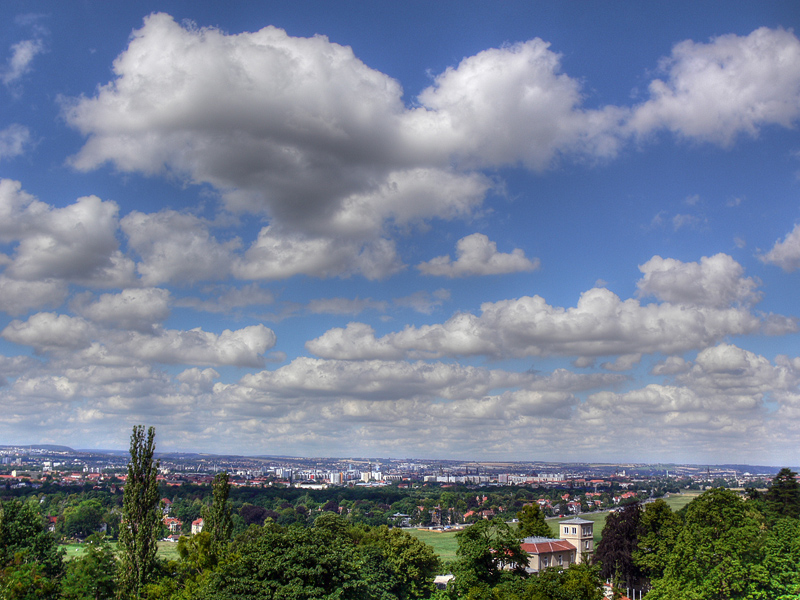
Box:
(118, 426, 161, 599)
(203, 471, 233, 563)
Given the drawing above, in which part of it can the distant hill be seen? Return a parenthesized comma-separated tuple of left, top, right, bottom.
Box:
(0, 444, 75, 453)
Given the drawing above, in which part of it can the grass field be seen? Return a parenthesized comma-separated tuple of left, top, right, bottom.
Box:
(59, 540, 180, 561)
(406, 529, 460, 563)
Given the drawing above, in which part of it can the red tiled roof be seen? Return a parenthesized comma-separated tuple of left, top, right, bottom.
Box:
(521, 539, 576, 554)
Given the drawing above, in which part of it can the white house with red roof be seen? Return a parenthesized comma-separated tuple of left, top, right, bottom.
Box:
(520, 537, 577, 572)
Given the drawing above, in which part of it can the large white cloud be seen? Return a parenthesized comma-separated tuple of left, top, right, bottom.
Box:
(0, 179, 136, 289)
(629, 27, 800, 145)
(307, 282, 789, 361)
(121, 210, 238, 285)
(637, 253, 760, 307)
(1, 310, 276, 368)
(74, 288, 171, 333)
(417, 233, 539, 277)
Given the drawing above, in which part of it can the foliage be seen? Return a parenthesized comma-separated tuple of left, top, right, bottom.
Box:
(63, 500, 106, 540)
(0, 499, 64, 600)
(360, 524, 441, 600)
(593, 502, 643, 588)
(765, 468, 800, 520)
(646, 488, 767, 600)
(632, 499, 680, 582)
(202, 472, 233, 563)
(60, 534, 117, 600)
(517, 504, 551, 539)
(451, 518, 528, 597)
(117, 426, 161, 599)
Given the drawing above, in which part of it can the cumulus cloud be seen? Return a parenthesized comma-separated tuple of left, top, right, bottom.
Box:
(74, 288, 171, 333)
(233, 226, 403, 281)
(1, 309, 275, 368)
(418, 233, 539, 277)
(307, 283, 787, 361)
(637, 253, 761, 307)
(121, 210, 238, 285)
(0, 276, 67, 316)
(629, 27, 800, 145)
(759, 223, 800, 272)
(0, 179, 136, 288)
(0, 125, 31, 160)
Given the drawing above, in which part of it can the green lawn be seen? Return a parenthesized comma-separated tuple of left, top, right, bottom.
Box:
(405, 529, 460, 563)
(60, 540, 180, 561)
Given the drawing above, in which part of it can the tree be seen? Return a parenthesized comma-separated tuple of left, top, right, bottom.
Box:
(765, 468, 800, 520)
(0, 499, 64, 600)
(360, 525, 440, 600)
(118, 425, 161, 599)
(517, 504, 551, 539)
(60, 534, 117, 600)
(633, 499, 680, 583)
(452, 518, 528, 597)
(646, 488, 767, 600)
(63, 499, 105, 540)
(202, 472, 233, 563)
(593, 502, 644, 589)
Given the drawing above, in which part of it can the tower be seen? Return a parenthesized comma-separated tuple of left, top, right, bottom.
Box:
(558, 517, 594, 564)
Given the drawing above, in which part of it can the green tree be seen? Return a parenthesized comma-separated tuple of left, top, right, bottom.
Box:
(765, 468, 800, 520)
(517, 504, 551, 539)
(60, 534, 117, 600)
(202, 472, 233, 563)
(0, 499, 64, 600)
(646, 488, 767, 600)
(593, 502, 643, 589)
(633, 499, 681, 583)
(360, 524, 440, 600)
(754, 517, 800, 599)
(527, 562, 604, 600)
(118, 425, 161, 599)
(452, 518, 528, 597)
(63, 499, 106, 540)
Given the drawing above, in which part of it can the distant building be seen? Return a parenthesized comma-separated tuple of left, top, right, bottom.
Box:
(520, 536, 577, 571)
(191, 518, 204, 534)
(559, 517, 593, 563)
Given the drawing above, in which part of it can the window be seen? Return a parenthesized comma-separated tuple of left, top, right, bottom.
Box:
(542, 557, 548, 567)
(563, 526, 568, 534)
(557, 554, 562, 566)
(585, 541, 591, 550)
(572, 527, 577, 534)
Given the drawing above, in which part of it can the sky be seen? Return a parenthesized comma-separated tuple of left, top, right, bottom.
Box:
(1, 1, 800, 465)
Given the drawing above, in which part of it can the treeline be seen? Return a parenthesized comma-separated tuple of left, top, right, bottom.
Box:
(592, 468, 800, 598)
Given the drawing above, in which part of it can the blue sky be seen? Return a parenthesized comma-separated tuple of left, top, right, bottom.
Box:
(1, 1, 800, 465)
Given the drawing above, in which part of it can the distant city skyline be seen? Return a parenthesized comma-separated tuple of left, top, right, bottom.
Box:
(1, 1, 799, 465)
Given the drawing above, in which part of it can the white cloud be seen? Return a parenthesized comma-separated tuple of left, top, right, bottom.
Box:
(759, 223, 800, 272)
(2, 313, 94, 351)
(637, 253, 761, 307)
(0, 276, 67, 316)
(121, 210, 238, 285)
(233, 226, 402, 281)
(629, 27, 800, 145)
(174, 283, 275, 313)
(75, 288, 171, 333)
(601, 353, 642, 372)
(412, 39, 627, 169)
(418, 233, 539, 277)
(0, 125, 31, 160)
(2, 38, 44, 86)
(0, 179, 136, 288)
(307, 284, 785, 361)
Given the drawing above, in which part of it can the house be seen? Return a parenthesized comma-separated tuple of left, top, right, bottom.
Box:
(191, 518, 204, 534)
(520, 537, 577, 572)
(161, 498, 173, 515)
(558, 517, 594, 564)
(163, 516, 182, 534)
